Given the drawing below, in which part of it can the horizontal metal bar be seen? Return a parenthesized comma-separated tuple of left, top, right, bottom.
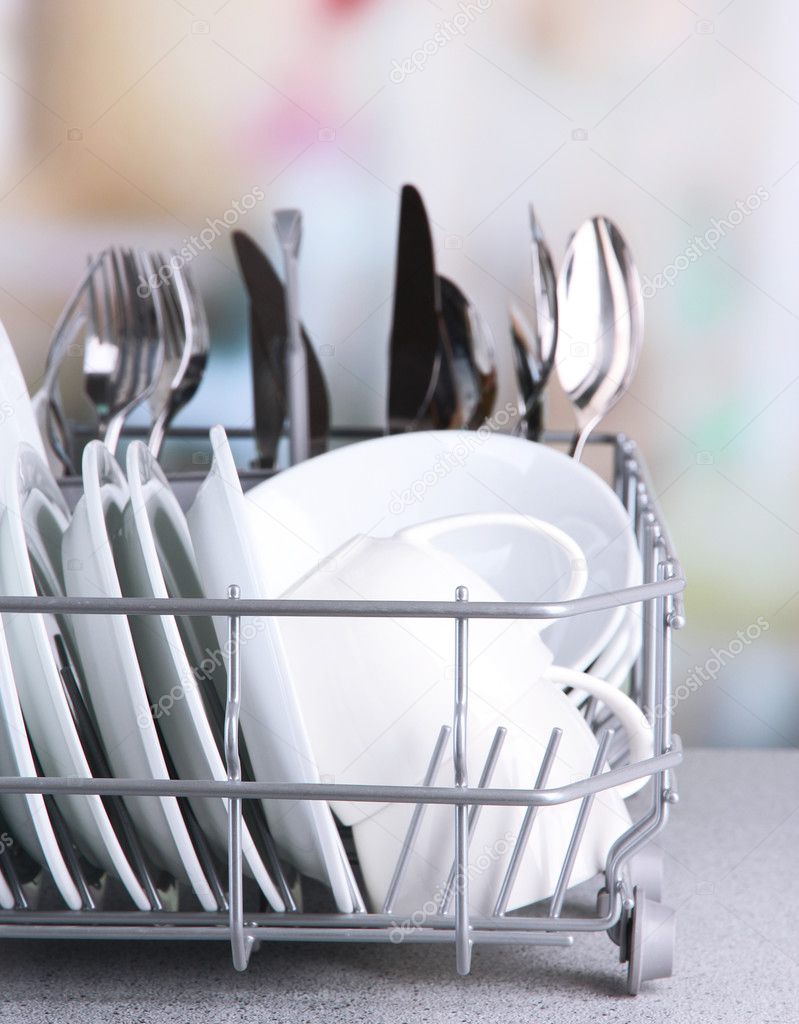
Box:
(0, 909, 608, 933)
(0, 923, 573, 946)
(540, 430, 618, 446)
(0, 578, 683, 621)
(68, 424, 383, 443)
(0, 738, 681, 806)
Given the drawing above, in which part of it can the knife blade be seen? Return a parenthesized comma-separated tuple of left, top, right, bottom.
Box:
(232, 229, 329, 467)
(387, 184, 459, 432)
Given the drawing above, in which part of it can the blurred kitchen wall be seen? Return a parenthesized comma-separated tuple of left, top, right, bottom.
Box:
(1, 0, 797, 746)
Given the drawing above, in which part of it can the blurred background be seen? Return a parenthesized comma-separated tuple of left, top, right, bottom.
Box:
(0, 0, 796, 746)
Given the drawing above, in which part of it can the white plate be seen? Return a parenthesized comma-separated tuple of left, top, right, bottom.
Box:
(0, 321, 46, 464)
(243, 431, 642, 671)
(187, 426, 360, 912)
(0, 618, 82, 909)
(62, 441, 217, 911)
(120, 441, 284, 911)
(0, 444, 149, 909)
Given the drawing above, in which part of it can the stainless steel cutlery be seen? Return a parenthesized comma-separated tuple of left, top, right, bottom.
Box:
(41, 246, 209, 469)
(511, 205, 558, 441)
(232, 228, 330, 469)
(556, 216, 644, 460)
(146, 253, 209, 458)
(36, 195, 644, 476)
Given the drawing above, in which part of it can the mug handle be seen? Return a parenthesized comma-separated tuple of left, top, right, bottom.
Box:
(544, 664, 653, 799)
(396, 512, 588, 603)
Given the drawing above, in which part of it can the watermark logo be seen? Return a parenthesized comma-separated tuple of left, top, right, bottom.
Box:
(642, 187, 769, 298)
(389, 831, 514, 943)
(388, 403, 515, 515)
(136, 618, 268, 728)
(655, 616, 769, 718)
(390, 0, 493, 83)
(137, 186, 265, 298)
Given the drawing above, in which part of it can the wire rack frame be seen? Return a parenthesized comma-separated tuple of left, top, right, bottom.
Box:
(0, 433, 684, 990)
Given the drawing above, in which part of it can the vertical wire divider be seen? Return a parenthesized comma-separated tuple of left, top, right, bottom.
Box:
(55, 635, 164, 910)
(637, 508, 656, 717)
(548, 729, 614, 919)
(0, 843, 28, 910)
(493, 727, 563, 917)
(612, 434, 626, 504)
(629, 476, 647, 707)
(181, 801, 228, 913)
(44, 792, 97, 911)
(602, 546, 682, 898)
(241, 801, 296, 913)
(381, 724, 451, 915)
(602, 547, 672, 899)
(29, 732, 99, 911)
(439, 726, 506, 914)
(341, 844, 367, 914)
(656, 553, 677, 811)
(624, 457, 639, 523)
(225, 584, 254, 971)
(644, 516, 663, 721)
(452, 586, 472, 976)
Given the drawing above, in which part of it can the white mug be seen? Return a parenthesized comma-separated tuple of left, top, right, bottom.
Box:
(278, 511, 588, 826)
(353, 666, 653, 915)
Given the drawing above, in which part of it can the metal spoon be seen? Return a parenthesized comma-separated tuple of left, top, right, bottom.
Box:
(511, 205, 558, 440)
(438, 275, 497, 428)
(84, 248, 164, 455)
(556, 216, 643, 461)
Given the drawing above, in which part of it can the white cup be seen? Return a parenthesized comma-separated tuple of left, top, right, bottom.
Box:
(353, 666, 653, 915)
(278, 511, 588, 826)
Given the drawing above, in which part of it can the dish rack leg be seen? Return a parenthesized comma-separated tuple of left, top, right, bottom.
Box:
(626, 887, 675, 995)
(226, 584, 256, 971)
(626, 846, 664, 903)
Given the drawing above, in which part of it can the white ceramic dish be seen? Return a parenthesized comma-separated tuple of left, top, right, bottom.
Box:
(0, 618, 82, 909)
(0, 322, 47, 467)
(0, 444, 149, 909)
(62, 442, 217, 911)
(120, 441, 285, 911)
(354, 666, 651, 915)
(278, 519, 575, 825)
(244, 431, 641, 671)
(588, 605, 642, 687)
(187, 426, 360, 912)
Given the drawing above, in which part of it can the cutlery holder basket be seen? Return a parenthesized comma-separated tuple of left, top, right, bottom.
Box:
(0, 432, 684, 995)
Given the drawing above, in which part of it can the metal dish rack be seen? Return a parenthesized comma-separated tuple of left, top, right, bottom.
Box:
(0, 432, 684, 996)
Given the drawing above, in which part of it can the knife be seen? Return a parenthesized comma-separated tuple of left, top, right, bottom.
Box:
(232, 230, 330, 467)
(387, 184, 459, 432)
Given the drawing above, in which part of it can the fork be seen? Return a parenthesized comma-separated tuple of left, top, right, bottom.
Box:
(146, 255, 209, 458)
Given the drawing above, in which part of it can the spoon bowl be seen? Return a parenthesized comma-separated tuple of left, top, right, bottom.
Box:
(556, 217, 643, 460)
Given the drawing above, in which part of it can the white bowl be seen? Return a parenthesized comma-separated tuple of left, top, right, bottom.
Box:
(245, 431, 641, 671)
